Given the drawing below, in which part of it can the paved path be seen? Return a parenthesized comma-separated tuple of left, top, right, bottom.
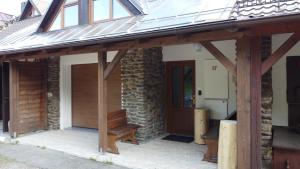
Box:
(0, 143, 130, 169)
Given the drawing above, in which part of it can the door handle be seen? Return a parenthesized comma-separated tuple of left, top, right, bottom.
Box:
(192, 95, 196, 105)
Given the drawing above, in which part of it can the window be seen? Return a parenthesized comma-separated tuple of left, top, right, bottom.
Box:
(49, 12, 61, 31)
(64, 4, 79, 27)
(49, 0, 79, 31)
(91, 0, 131, 22)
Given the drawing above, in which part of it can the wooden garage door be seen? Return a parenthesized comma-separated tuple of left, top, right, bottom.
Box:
(72, 63, 121, 129)
(10, 62, 47, 136)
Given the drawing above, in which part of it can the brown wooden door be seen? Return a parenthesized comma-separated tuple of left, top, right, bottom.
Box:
(9, 62, 47, 136)
(287, 56, 300, 127)
(166, 61, 195, 136)
(2, 62, 9, 132)
(72, 63, 121, 129)
(72, 64, 98, 129)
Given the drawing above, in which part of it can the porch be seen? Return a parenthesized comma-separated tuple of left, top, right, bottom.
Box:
(16, 128, 217, 169)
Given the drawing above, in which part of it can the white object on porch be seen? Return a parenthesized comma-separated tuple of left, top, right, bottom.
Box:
(217, 120, 237, 169)
(194, 109, 209, 145)
(16, 128, 217, 169)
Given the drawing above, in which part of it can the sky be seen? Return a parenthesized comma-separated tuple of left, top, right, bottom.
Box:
(0, 0, 27, 16)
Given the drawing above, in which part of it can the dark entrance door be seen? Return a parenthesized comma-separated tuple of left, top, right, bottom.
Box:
(287, 56, 300, 128)
(0, 62, 9, 132)
(2, 62, 9, 132)
(166, 61, 195, 136)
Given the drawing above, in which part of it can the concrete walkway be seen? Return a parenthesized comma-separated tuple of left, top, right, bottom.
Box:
(0, 143, 129, 169)
(16, 128, 217, 169)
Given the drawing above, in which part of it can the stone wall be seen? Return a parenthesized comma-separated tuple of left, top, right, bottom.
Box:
(261, 37, 273, 169)
(47, 57, 60, 130)
(121, 48, 165, 141)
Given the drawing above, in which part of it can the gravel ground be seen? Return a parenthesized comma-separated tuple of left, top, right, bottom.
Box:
(0, 143, 129, 169)
(0, 155, 39, 169)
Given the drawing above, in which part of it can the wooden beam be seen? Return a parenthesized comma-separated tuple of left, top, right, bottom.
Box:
(236, 36, 262, 169)
(248, 21, 300, 36)
(261, 33, 300, 74)
(9, 61, 18, 138)
(201, 41, 236, 75)
(104, 50, 127, 80)
(98, 50, 108, 153)
(2, 30, 243, 61)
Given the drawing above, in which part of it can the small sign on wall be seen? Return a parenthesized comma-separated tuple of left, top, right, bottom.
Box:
(203, 59, 229, 99)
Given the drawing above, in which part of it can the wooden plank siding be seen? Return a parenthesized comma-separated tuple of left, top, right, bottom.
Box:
(9, 61, 47, 136)
(72, 63, 121, 129)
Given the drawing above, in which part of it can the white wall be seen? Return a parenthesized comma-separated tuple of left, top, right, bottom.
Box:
(163, 41, 237, 119)
(59, 52, 117, 129)
(272, 34, 300, 126)
(58, 36, 298, 127)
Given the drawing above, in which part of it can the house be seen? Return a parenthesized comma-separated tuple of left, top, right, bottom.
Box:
(0, 12, 14, 28)
(0, 0, 300, 168)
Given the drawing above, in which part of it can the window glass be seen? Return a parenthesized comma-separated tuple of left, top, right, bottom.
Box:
(184, 66, 193, 108)
(172, 66, 181, 108)
(64, 5, 79, 27)
(93, 0, 110, 21)
(113, 0, 130, 18)
(49, 12, 61, 31)
(65, 0, 78, 4)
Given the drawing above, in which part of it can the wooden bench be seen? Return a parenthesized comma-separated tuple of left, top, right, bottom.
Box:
(107, 109, 140, 154)
(202, 111, 237, 163)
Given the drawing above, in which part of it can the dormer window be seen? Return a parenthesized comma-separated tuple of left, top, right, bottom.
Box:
(64, 0, 79, 27)
(49, 0, 79, 31)
(46, 0, 140, 32)
(91, 0, 131, 22)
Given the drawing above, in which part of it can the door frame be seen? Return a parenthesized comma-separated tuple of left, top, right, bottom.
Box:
(165, 60, 196, 135)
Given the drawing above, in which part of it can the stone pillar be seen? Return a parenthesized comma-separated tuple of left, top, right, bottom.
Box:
(47, 57, 60, 130)
(121, 48, 165, 141)
(261, 37, 273, 169)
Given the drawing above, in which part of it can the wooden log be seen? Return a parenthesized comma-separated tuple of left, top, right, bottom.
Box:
(218, 120, 237, 169)
(194, 109, 209, 145)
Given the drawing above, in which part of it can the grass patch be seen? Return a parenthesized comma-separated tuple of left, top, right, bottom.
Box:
(10, 140, 19, 145)
(89, 157, 97, 161)
(37, 145, 46, 150)
(103, 160, 113, 165)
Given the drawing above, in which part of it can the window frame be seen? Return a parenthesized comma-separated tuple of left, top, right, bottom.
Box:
(61, 0, 80, 28)
(48, 0, 79, 31)
(89, 0, 132, 24)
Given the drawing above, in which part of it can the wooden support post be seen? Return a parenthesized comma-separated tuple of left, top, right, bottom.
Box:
(261, 33, 300, 74)
(98, 51, 108, 153)
(236, 36, 262, 169)
(104, 50, 127, 80)
(9, 61, 18, 138)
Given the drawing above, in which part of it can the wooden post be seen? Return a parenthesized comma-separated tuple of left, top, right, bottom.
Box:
(9, 61, 18, 137)
(98, 51, 108, 153)
(236, 36, 262, 169)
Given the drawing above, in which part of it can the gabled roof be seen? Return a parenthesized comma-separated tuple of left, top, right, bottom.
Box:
(37, 0, 144, 32)
(0, 0, 300, 56)
(0, 12, 14, 22)
(19, 0, 42, 20)
(32, 0, 52, 15)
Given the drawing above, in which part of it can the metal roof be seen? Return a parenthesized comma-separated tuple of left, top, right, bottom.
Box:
(230, 0, 300, 18)
(0, 0, 300, 55)
(0, 12, 14, 22)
